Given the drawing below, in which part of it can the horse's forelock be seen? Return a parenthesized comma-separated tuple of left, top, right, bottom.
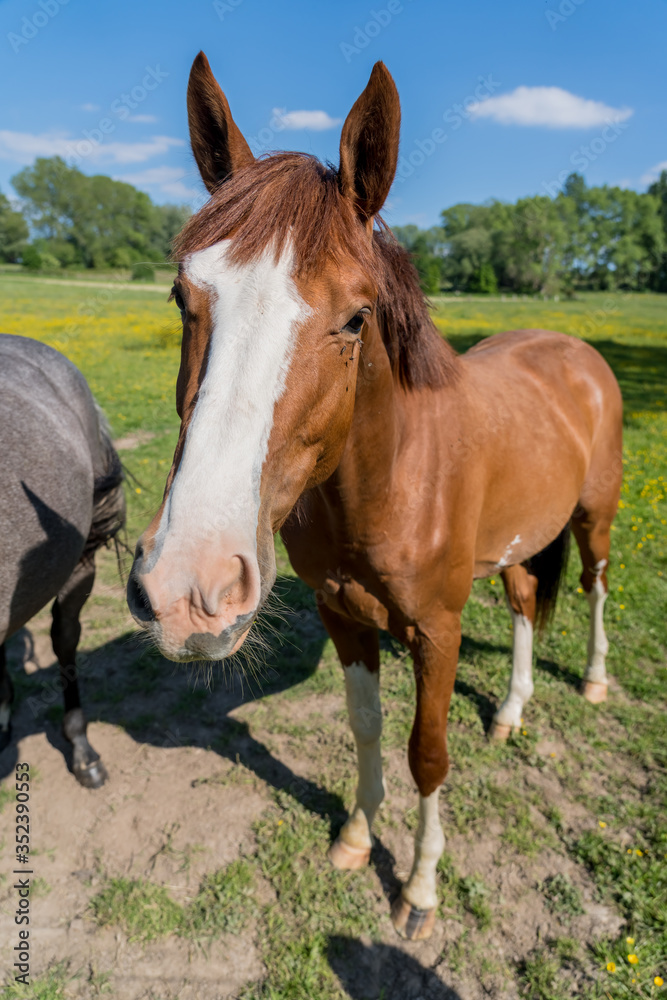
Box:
(173, 152, 457, 391)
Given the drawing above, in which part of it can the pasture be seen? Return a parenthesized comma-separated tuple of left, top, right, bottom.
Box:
(0, 275, 665, 1000)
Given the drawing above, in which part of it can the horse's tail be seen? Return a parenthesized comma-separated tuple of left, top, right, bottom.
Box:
(84, 404, 126, 559)
(531, 522, 571, 633)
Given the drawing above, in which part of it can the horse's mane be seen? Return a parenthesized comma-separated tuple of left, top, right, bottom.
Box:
(173, 152, 457, 390)
(84, 403, 126, 559)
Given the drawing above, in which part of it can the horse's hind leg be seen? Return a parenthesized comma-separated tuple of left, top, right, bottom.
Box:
(319, 605, 384, 872)
(572, 506, 616, 704)
(0, 645, 14, 752)
(51, 559, 108, 788)
(489, 564, 538, 739)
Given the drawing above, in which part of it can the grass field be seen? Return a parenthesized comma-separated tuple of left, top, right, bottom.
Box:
(0, 277, 665, 999)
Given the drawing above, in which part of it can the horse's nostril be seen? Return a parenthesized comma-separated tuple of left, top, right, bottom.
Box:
(127, 572, 154, 624)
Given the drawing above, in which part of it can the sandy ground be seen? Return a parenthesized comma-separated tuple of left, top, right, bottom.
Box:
(0, 560, 624, 1000)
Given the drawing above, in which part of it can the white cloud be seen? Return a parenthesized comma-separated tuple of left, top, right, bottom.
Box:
(468, 86, 633, 129)
(0, 129, 184, 166)
(80, 103, 101, 112)
(126, 114, 158, 124)
(115, 166, 200, 202)
(640, 160, 667, 186)
(272, 107, 341, 131)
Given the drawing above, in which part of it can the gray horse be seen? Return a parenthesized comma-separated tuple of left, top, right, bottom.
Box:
(0, 334, 125, 788)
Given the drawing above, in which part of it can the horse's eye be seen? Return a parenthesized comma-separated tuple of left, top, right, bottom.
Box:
(342, 311, 366, 335)
(171, 288, 185, 313)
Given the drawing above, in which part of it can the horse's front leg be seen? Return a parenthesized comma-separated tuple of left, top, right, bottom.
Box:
(319, 604, 383, 870)
(392, 612, 461, 941)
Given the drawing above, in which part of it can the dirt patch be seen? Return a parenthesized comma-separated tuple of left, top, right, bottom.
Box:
(0, 555, 634, 999)
(113, 430, 156, 451)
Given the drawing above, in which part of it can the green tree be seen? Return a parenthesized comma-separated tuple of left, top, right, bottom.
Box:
(393, 224, 445, 294)
(468, 261, 498, 294)
(494, 196, 566, 294)
(648, 170, 667, 291)
(0, 190, 29, 262)
(427, 173, 666, 295)
(11, 157, 190, 269)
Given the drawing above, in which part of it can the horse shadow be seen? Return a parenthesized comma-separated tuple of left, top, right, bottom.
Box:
(1, 581, 578, 797)
(328, 935, 463, 1000)
(0, 579, 547, 997)
(1, 574, 353, 821)
(8, 483, 85, 630)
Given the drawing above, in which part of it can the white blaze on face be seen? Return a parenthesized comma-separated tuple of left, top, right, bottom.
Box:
(147, 239, 307, 589)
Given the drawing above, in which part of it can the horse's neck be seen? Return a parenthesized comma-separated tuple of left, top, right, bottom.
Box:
(323, 322, 402, 512)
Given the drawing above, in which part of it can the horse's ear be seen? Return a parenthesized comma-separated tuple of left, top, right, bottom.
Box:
(338, 62, 400, 224)
(187, 51, 254, 193)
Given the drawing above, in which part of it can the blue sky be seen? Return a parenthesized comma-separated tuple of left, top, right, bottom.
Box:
(0, 0, 665, 227)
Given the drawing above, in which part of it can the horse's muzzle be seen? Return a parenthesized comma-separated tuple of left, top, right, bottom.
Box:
(127, 537, 261, 661)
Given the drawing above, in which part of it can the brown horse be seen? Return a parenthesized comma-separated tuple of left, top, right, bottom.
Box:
(128, 53, 622, 940)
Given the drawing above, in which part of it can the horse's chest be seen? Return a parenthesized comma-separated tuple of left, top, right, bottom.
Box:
(319, 569, 391, 631)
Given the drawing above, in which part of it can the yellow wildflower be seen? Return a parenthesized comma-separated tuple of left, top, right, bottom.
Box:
(626, 937, 635, 945)
(606, 962, 616, 972)
(655, 976, 664, 986)
(628, 954, 639, 965)
(599, 821, 607, 828)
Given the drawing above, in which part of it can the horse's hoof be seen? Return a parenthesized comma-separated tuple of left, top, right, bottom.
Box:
(74, 758, 108, 789)
(391, 893, 436, 941)
(328, 837, 371, 871)
(581, 681, 607, 704)
(488, 720, 512, 741)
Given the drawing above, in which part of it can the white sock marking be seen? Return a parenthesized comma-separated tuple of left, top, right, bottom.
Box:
(402, 788, 445, 911)
(495, 607, 534, 729)
(339, 662, 384, 851)
(585, 576, 608, 684)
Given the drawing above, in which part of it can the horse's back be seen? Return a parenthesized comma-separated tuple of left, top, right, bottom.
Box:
(465, 328, 621, 411)
(463, 328, 622, 448)
(459, 329, 622, 573)
(0, 335, 101, 642)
